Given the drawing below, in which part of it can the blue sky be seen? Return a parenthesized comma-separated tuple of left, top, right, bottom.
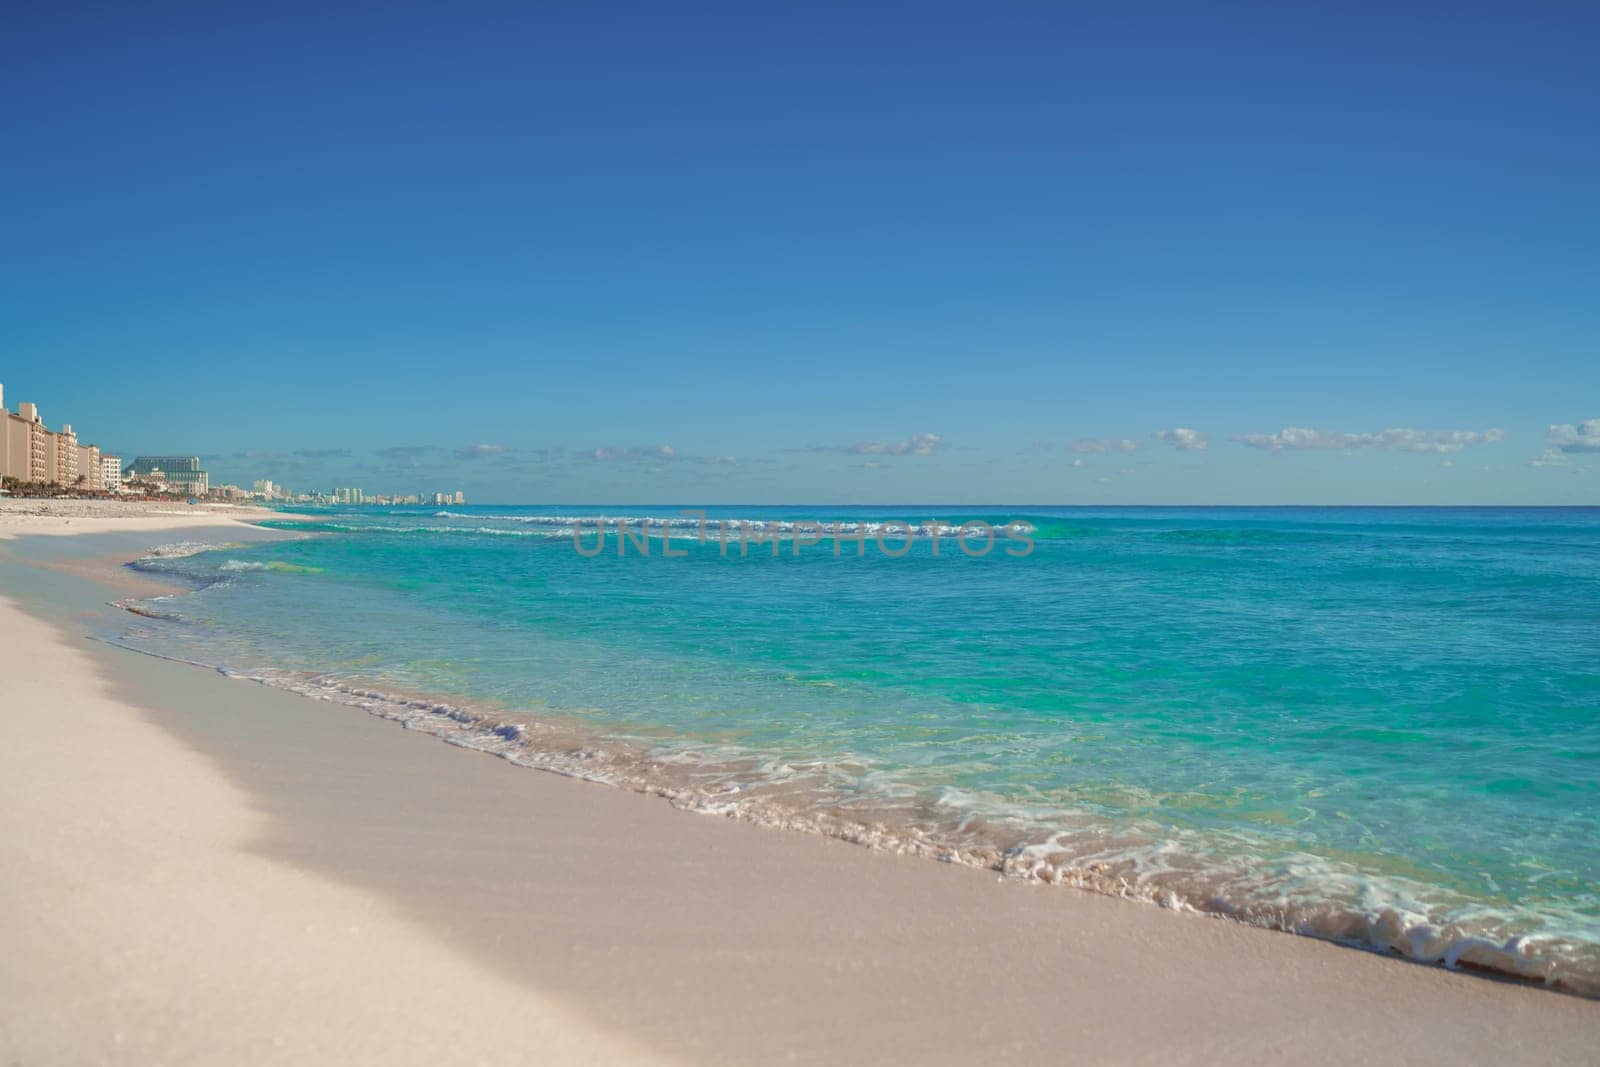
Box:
(3, 2, 1596, 503)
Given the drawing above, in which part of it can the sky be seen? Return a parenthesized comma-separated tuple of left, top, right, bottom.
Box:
(2, 1, 1597, 504)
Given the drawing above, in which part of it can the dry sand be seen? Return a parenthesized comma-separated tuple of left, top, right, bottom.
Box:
(1, 508, 1597, 1064)
(0, 496, 264, 540)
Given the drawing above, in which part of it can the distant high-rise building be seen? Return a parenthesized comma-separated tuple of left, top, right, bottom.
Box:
(102, 456, 123, 490)
(128, 455, 201, 474)
(6, 401, 51, 483)
(129, 456, 208, 496)
(79, 442, 103, 490)
(52, 424, 79, 486)
(453, 490, 466, 505)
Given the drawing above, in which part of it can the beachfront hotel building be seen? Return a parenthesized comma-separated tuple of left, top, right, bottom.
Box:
(1, 383, 107, 490)
(102, 455, 122, 490)
(127, 455, 210, 496)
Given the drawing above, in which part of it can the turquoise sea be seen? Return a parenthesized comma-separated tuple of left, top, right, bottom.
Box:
(112, 506, 1600, 993)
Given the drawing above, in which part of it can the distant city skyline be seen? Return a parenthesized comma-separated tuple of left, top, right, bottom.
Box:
(10, 369, 1591, 505)
(61, 418, 1600, 506)
(4, 4, 1596, 504)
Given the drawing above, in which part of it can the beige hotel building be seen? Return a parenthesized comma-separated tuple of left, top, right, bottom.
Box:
(1, 383, 108, 490)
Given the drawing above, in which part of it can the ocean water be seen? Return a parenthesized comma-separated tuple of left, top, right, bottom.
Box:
(110, 505, 1600, 993)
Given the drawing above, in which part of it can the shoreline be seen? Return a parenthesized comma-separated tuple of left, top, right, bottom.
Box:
(0, 548, 673, 1062)
(121, 624, 1599, 997)
(2, 508, 1597, 1062)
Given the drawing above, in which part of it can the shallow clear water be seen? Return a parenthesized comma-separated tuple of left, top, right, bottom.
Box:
(111, 505, 1600, 992)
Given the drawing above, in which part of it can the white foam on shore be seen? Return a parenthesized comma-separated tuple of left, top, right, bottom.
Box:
(101, 631, 1600, 1000)
(140, 540, 235, 559)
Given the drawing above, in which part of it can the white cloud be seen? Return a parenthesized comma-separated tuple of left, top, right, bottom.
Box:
(1154, 427, 1208, 451)
(590, 445, 677, 462)
(803, 432, 943, 457)
(376, 445, 445, 462)
(455, 443, 509, 460)
(853, 432, 942, 456)
(1069, 437, 1142, 454)
(1528, 449, 1570, 468)
(1235, 427, 1505, 454)
(1547, 419, 1600, 453)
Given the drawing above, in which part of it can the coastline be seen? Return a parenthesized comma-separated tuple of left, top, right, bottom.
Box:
(2, 508, 1597, 1063)
(0, 600, 671, 1063)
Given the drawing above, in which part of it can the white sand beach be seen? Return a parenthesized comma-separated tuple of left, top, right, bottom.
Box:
(1, 506, 1597, 1064)
(0, 497, 265, 539)
(0, 508, 673, 1065)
